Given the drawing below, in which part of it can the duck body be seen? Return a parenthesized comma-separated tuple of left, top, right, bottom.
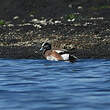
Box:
(40, 42, 77, 62)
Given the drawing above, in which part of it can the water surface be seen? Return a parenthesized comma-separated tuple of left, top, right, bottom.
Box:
(0, 59, 110, 110)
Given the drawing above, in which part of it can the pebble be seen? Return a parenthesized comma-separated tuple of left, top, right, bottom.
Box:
(90, 17, 104, 20)
(83, 22, 90, 26)
(30, 14, 34, 18)
(33, 24, 42, 28)
(54, 20, 61, 24)
(8, 24, 14, 27)
(68, 4, 72, 8)
(32, 19, 38, 23)
(77, 6, 83, 10)
(32, 19, 47, 25)
(48, 19, 54, 24)
(13, 16, 19, 20)
(39, 19, 47, 25)
(18, 23, 32, 26)
(23, 23, 32, 26)
(74, 23, 81, 26)
(67, 19, 75, 22)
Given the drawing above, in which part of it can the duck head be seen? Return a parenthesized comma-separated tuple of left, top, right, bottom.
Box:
(40, 42, 51, 53)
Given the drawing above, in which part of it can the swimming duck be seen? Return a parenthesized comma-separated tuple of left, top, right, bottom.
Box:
(40, 42, 77, 62)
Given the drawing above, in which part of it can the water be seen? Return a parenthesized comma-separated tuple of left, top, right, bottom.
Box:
(0, 59, 110, 110)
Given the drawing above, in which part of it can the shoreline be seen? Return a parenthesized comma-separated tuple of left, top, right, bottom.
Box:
(0, 17, 110, 59)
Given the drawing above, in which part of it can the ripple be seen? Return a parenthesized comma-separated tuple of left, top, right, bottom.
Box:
(0, 59, 110, 110)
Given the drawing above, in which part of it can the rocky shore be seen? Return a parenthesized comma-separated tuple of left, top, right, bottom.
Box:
(0, 0, 110, 59)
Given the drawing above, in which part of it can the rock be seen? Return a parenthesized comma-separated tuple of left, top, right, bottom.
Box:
(68, 4, 72, 8)
(32, 19, 38, 23)
(48, 19, 54, 25)
(77, 6, 83, 10)
(23, 23, 32, 26)
(13, 16, 19, 20)
(54, 20, 61, 24)
(30, 14, 34, 18)
(67, 19, 75, 22)
(39, 19, 47, 25)
(32, 19, 47, 25)
(33, 24, 42, 28)
(8, 24, 14, 27)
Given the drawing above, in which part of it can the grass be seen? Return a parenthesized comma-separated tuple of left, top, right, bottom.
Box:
(91, 5, 110, 11)
(65, 13, 88, 21)
(0, 20, 5, 25)
(29, 10, 37, 15)
(65, 13, 78, 21)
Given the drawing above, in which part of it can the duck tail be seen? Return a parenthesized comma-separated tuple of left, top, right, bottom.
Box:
(69, 55, 78, 62)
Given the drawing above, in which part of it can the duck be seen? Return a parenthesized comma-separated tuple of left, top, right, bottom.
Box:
(40, 42, 78, 62)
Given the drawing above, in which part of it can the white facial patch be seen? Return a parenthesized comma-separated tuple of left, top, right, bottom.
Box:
(42, 42, 46, 47)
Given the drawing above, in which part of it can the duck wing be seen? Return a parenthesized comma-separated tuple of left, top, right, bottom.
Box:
(54, 49, 69, 60)
(54, 49, 69, 54)
(55, 49, 78, 61)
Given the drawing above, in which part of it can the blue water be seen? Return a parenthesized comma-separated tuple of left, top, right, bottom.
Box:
(0, 59, 110, 110)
